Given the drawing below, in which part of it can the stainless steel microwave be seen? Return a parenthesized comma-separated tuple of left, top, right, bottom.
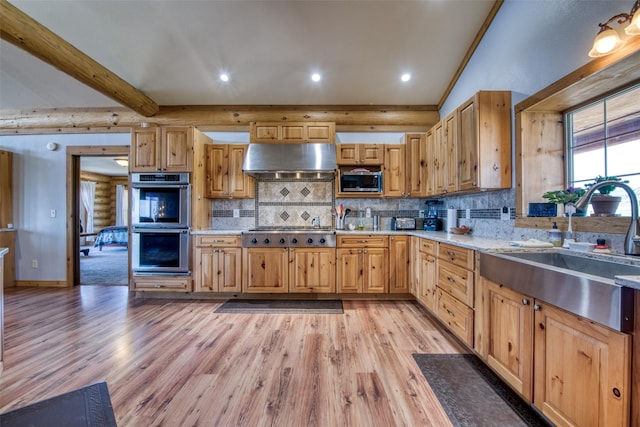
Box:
(339, 171, 383, 193)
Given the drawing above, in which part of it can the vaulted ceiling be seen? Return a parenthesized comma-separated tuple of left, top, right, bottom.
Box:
(0, 0, 500, 112)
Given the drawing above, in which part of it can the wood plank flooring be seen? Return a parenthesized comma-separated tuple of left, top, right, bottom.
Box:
(0, 286, 468, 426)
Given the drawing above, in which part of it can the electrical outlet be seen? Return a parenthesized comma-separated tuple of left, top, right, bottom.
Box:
(50, 209, 56, 218)
(501, 206, 511, 220)
(466, 209, 471, 219)
(233, 209, 240, 218)
(32, 259, 38, 269)
(419, 210, 425, 218)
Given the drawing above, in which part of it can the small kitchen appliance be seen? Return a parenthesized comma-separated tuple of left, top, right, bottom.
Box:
(424, 202, 442, 231)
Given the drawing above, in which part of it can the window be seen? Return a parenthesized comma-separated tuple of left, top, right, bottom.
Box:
(566, 84, 640, 216)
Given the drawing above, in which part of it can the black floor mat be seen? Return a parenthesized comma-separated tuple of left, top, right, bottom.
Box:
(413, 354, 551, 427)
(0, 382, 116, 427)
(215, 299, 344, 314)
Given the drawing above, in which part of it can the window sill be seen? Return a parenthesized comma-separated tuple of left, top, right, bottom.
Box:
(515, 216, 631, 235)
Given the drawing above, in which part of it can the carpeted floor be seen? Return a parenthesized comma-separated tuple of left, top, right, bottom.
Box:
(215, 299, 344, 314)
(0, 382, 117, 427)
(80, 246, 128, 286)
(413, 353, 551, 427)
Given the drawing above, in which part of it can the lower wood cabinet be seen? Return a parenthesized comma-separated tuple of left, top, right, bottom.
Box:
(336, 235, 388, 293)
(243, 248, 289, 293)
(194, 235, 242, 293)
(131, 276, 192, 292)
(389, 235, 410, 293)
(533, 301, 631, 427)
(418, 241, 437, 311)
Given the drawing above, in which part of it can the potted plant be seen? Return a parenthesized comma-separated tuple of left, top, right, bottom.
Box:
(542, 186, 587, 216)
(584, 175, 629, 216)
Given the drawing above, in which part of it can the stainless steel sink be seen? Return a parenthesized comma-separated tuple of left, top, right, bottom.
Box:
(480, 250, 638, 332)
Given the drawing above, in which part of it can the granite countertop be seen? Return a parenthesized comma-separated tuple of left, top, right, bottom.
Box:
(615, 276, 640, 290)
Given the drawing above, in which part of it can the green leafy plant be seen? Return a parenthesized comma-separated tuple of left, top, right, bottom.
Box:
(542, 186, 586, 204)
(584, 175, 629, 195)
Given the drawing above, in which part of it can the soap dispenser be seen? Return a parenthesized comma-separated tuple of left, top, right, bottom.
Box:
(548, 222, 562, 247)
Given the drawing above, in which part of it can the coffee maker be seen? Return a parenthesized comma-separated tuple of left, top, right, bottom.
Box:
(423, 200, 442, 231)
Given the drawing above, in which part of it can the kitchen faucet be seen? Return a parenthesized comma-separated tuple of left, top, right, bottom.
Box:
(573, 180, 640, 256)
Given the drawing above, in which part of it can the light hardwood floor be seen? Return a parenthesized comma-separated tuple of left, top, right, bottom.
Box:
(0, 286, 468, 426)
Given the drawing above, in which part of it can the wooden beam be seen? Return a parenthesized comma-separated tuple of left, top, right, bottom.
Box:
(0, 0, 159, 117)
(0, 105, 439, 135)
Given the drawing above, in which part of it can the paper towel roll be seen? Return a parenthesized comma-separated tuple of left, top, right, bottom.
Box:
(447, 208, 457, 231)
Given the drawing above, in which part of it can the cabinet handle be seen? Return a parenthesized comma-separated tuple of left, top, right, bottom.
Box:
(533, 304, 541, 311)
(522, 298, 529, 305)
(492, 163, 499, 171)
(357, 240, 368, 243)
(447, 251, 456, 257)
(447, 276, 455, 283)
(363, 249, 368, 254)
(447, 309, 455, 318)
(154, 285, 165, 288)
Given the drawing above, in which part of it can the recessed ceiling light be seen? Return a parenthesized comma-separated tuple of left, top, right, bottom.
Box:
(401, 73, 411, 82)
(219, 73, 229, 82)
(311, 73, 321, 82)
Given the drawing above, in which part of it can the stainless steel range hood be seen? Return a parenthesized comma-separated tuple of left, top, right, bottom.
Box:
(242, 143, 337, 179)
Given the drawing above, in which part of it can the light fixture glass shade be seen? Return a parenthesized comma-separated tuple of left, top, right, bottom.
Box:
(115, 158, 129, 167)
(625, 8, 640, 35)
(588, 27, 626, 57)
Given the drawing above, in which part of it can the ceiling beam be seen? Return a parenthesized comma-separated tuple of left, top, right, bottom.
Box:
(0, 0, 159, 117)
(0, 105, 439, 135)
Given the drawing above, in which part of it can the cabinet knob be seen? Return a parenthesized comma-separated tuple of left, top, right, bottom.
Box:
(533, 304, 541, 311)
(447, 309, 456, 318)
(522, 298, 529, 305)
(492, 163, 499, 171)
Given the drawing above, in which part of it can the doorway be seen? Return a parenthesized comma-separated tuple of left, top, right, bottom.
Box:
(66, 146, 129, 287)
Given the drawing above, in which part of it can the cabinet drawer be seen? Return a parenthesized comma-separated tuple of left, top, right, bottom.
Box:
(337, 235, 388, 248)
(437, 261, 474, 307)
(419, 238, 436, 255)
(436, 289, 474, 347)
(196, 235, 240, 247)
(132, 277, 192, 292)
(438, 242, 474, 270)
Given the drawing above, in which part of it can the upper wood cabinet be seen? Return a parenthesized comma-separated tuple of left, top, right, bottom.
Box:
(131, 127, 194, 172)
(249, 122, 335, 143)
(0, 151, 12, 230)
(432, 122, 445, 196)
(457, 91, 512, 192)
(405, 133, 427, 197)
(336, 144, 384, 165)
(383, 145, 405, 197)
(424, 130, 436, 196)
(205, 144, 254, 199)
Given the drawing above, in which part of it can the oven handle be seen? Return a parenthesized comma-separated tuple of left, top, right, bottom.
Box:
(132, 227, 189, 234)
(132, 183, 189, 189)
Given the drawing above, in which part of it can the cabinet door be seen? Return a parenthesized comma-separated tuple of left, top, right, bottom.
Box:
(336, 144, 359, 164)
(250, 123, 279, 142)
(534, 302, 631, 427)
(433, 122, 446, 194)
(443, 111, 458, 193)
(436, 288, 473, 346)
(409, 237, 420, 297)
(437, 261, 474, 307)
(484, 279, 534, 401)
(383, 145, 405, 197)
(457, 98, 478, 191)
(363, 248, 388, 293)
(162, 127, 192, 172)
(131, 128, 162, 172)
(307, 123, 335, 143)
(424, 130, 436, 196)
(280, 124, 306, 142)
(289, 248, 336, 293)
(360, 144, 384, 165)
(336, 248, 362, 293)
(389, 236, 409, 293)
(228, 144, 254, 198)
(405, 133, 426, 197)
(219, 248, 242, 292)
(205, 144, 228, 197)
(418, 252, 437, 311)
(195, 247, 216, 291)
(243, 248, 289, 293)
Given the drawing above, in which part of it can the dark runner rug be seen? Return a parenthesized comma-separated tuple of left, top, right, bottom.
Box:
(0, 382, 117, 427)
(413, 354, 551, 427)
(215, 299, 343, 314)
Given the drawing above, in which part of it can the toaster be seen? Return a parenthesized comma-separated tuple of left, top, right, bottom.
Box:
(393, 217, 416, 230)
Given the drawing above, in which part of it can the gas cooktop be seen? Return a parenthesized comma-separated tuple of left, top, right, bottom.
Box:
(242, 227, 336, 248)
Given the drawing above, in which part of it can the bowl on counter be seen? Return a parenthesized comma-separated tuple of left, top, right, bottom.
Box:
(568, 241, 596, 252)
(449, 227, 471, 235)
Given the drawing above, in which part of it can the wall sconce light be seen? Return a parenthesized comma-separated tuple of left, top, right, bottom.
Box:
(589, 0, 640, 57)
(115, 158, 129, 167)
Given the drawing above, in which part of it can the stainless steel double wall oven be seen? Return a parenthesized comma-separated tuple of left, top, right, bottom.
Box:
(131, 173, 191, 275)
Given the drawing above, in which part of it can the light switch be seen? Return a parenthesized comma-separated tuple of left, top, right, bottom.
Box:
(233, 209, 240, 218)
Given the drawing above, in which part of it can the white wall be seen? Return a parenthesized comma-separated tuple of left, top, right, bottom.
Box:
(441, 0, 629, 114)
(0, 133, 129, 282)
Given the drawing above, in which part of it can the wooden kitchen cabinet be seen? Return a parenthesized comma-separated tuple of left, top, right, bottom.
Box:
(405, 133, 427, 197)
(205, 144, 254, 199)
(442, 111, 458, 194)
(194, 235, 242, 293)
(131, 276, 192, 292)
(424, 129, 436, 196)
(249, 122, 335, 143)
(288, 248, 336, 293)
(131, 126, 193, 172)
(336, 235, 388, 293)
(432, 122, 446, 195)
(457, 91, 512, 192)
(389, 235, 410, 293)
(417, 238, 437, 311)
(409, 237, 420, 297)
(476, 277, 534, 402)
(336, 144, 384, 165)
(243, 248, 289, 293)
(383, 145, 405, 197)
(435, 242, 475, 346)
(533, 301, 631, 427)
